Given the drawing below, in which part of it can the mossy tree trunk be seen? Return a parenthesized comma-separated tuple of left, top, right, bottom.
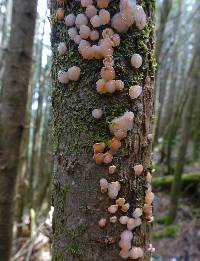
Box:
(51, 1, 155, 260)
(0, 0, 37, 260)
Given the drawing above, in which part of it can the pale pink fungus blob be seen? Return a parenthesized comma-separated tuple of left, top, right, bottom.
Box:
(99, 9, 110, 25)
(129, 85, 142, 99)
(74, 34, 82, 44)
(58, 42, 67, 55)
(134, 164, 143, 176)
(108, 205, 118, 214)
(108, 165, 117, 175)
(97, 0, 110, 9)
(129, 247, 144, 259)
(119, 216, 129, 225)
(75, 13, 88, 29)
(68, 27, 78, 40)
(90, 15, 102, 28)
(67, 66, 81, 81)
(98, 218, 107, 228)
(65, 13, 76, 27)
(110, 216, 118, 223)
(81, 0, 93, 7)
(131, 53, 143, 68)
(58, 70, 69, 84)
(101, 67, 115, 81)
(105, 80, 116, 93)
(79, 25, 91, 39)
(90, 30, 99, 41)
(132, 208, 143, 219)
(134, 5, 147, 30)
(85, 5, 97, 18)
(108, 181, 121, 199)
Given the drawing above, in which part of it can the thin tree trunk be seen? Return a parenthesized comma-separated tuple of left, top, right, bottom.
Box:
(0, 1, 37, 260)
(168, 43, 200, 223)
(51, 1, 155, 260)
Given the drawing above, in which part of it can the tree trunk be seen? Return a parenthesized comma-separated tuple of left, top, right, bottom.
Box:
(168, 42, 200, 223)
(0, 0, 37, 260)
(51, 1, 155, 260)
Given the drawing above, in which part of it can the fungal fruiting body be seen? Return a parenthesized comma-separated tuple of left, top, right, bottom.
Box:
(97, 0, 110, 9)
(134, 164, 143, 176)
(65, 13, 76, 26)
(110, 216, 118, 223)
(99, 218, 107, 227)
(119, 216, 129, 225)
(92, 109, 103, 119)
(58, 42, 67, 55)
(67, 66, 81, 81)
(108, 165, 117, 174)
(108, 205, 118, 214)
(129, 247, 144, 259)
(85, 5, 97, 18)
(132, 208, 142, 219)
(100, 178, 108, 193)
(56, 8, 65, 20)
(108, 181, 121, 199)
(58, 70, 69, 84)
(129, 85, 142, 99)
(131, 53, 143, 68)
(134, 5, 147, 30)
(127, 218, 141, 230)
(109, 111, 134, 135)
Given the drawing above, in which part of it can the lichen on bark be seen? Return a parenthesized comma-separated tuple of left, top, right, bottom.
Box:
(51, 1, 155, 260)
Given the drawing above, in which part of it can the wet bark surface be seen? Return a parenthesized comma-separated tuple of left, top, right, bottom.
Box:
(51, 1, 155, 260)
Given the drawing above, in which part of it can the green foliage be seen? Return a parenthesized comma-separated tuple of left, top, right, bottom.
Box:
(152, 225, 180, 239)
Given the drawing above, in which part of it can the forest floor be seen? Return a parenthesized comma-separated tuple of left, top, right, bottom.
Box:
(152, 191, 200, 261)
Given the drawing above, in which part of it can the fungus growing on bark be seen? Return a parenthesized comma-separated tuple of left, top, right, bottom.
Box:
(90, 15, 102, 28)
(92, 109, 103, 119)
(108, 205, 119, 214)
(119, 216, 129, 225)
(119, 230, 133, 253)
(101, 67, 116, 81)
(56, 8, 65, 20)
(109, 111, 134, 135)
(100, 178, 108, 193)
(110, 216, 118, 223)
(129, 85, 142, 99)
(146, 172, 152, 183)
(132, 208, 142, 218)
(79, 25, 91, 39)
(103, 152, 113, 164)
(94, 152, 104, 164)
(67, 66, 81, 81)
(68, 27, 78, 40)
(65, 13, 76, 26)
(108, 181, 121, 199)
(74, 34, 82, 44)
(81, 0, 93, 7)
(131, 53, 143, 68)
(134, 5, 147, 30)
(99, 10, 110, 26)
(97, 0, 110, 9)
(134, 164, 143, 176)
(85, 5, 97, 18)
(127, 218, 141, 230)
(105, 80, 116, 93)
(58, 42, 67, 55)
(98, 218, 107, 227)
(108, 165, 117, 175)
(116, 197, 126, 207)
(90, 30, 99, 41)
(129, 247, 144, 259)
(75, 13, 88, 29)
(121, 203, 130, 212)
(58, 70, 69, 84)
(93, 142, 106, 153)
(145, 188, 154, 204)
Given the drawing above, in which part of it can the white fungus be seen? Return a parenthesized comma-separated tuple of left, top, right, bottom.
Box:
(129, 85, 142, 99)
(92, 109, 103, 119)
(131, 53, 143, 68)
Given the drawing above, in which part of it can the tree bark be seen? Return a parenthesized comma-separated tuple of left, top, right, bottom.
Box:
(51, 1, 155, 260)
(0, 0, 37, 260)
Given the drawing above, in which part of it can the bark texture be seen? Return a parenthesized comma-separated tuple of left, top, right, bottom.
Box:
(0, 0, 37, 260)
(51, 1, 155, 260)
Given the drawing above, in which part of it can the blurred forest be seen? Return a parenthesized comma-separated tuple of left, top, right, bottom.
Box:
(0, 0, 200, 260)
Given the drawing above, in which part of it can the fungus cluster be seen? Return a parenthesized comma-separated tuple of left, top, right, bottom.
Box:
(54, 0, 153, 259)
